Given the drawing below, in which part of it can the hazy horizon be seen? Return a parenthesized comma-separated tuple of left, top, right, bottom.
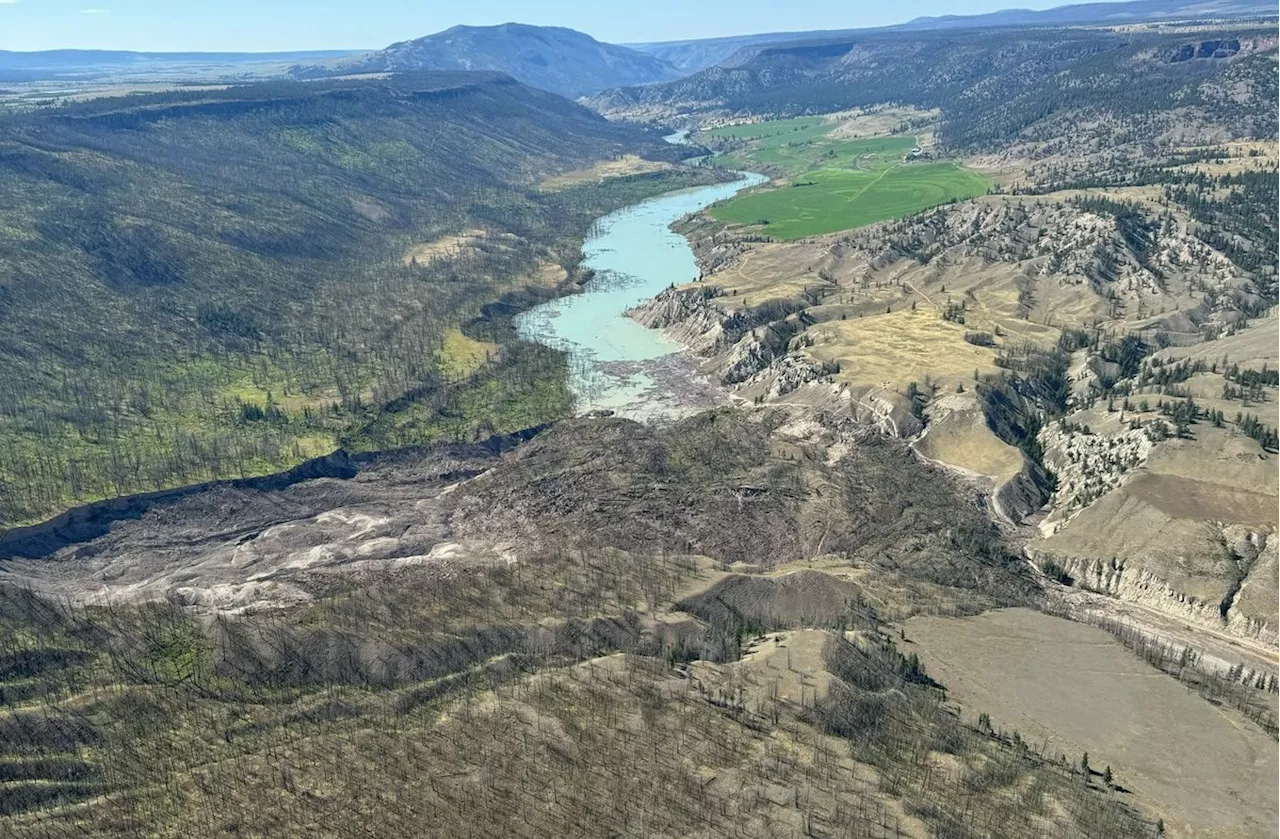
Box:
(0, 0, 1108, 53)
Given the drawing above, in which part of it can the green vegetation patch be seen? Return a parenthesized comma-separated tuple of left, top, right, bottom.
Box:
(712, 161, 990, 238)
(704, 115, 834, 145)
(701, 117, 988, 238)
(716, 130, 916, 177)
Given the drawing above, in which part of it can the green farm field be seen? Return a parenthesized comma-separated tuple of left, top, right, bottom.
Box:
(701, 116, 989, 238)
(704, 116, 835, 151)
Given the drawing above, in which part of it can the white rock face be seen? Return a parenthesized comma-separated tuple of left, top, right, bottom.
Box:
(1054, 553, 1223, 626)
(1039, 421, 1154, 534)
(1041, 542, 1277, 649)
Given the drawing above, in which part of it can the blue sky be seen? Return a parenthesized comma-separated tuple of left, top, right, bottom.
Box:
(1, 0, 1088, 52)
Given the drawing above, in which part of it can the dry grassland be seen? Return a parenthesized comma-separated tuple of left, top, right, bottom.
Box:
(540, 154, 672, 190)
(904, 608, 1279, 839)
(807, 309, 1003, 391)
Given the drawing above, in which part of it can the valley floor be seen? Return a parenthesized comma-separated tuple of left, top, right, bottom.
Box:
(904, 608, 1278, 839)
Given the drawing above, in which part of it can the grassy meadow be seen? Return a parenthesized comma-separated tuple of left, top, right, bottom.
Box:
(702, 116, 989, 238)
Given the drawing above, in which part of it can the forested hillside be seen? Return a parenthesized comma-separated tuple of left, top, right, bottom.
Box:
(593, 24, 1278, 155)
(0, 72, 714, 527)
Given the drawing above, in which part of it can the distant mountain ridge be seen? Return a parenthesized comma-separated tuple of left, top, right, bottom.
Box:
(627, 0, 1276, 73)
(623, 31, 864, 73)
(0, 49, 361, 82)
(900, 0, 1275, 29)
(591, 22, 1278, 151)
(292, 23, 682, 97)
(4, 0, 1272, 90)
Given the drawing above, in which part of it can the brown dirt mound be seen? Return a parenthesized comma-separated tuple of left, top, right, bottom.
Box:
(677, 569, 875, 632)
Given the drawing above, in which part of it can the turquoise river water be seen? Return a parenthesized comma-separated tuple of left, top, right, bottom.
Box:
(515, 167, 767, 417)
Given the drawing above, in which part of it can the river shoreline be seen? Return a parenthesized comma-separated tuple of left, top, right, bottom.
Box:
(0, 163, 761, 541)
(515, 167, 767, 421)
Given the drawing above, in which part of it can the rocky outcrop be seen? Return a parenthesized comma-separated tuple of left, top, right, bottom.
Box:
(630, 287, 814, 389)
(631, 283, 927, 440)
(853, 390, 924, 439)
(721, 319, 803, 385)
(818, 198, 1254, 328)
(1044, 552, 1220, 624)
(1038, 421, 1154, 532)
(1033, 545, 1277, 648)
(629, 286, 727, 354)
(1171, 39, 1241, 62)
(761, 356, 828, 398)
(1228, 539, 1280, 645)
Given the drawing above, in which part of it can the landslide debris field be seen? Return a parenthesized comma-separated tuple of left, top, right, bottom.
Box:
(3, 411, 1030, 610)
(0, 410, 1170, 838)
